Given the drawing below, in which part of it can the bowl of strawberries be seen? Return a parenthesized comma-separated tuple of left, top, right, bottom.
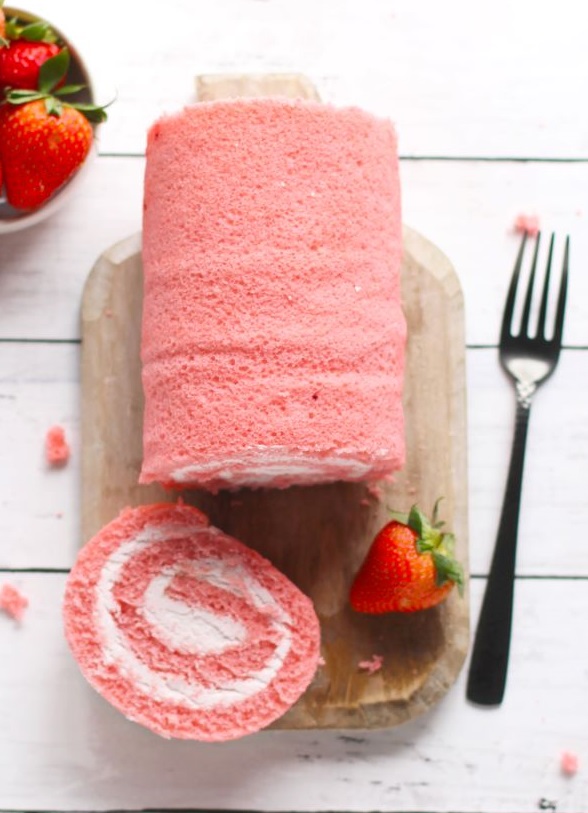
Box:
(0, 5, 108, 232)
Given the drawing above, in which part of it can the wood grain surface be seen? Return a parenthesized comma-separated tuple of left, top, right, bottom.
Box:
(80, 235, 469, 731)
(3, 6, 587, 812)
(80, 72, 469, 731)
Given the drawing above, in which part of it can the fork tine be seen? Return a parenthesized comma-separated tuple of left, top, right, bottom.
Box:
(536, 233, 555, 338)
(518, 232, 541, 337)
(552, 235, 570, 345)
(501, 233, 528, 340)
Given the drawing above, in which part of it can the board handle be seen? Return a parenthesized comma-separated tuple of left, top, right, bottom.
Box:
(195, 73, 320, 102)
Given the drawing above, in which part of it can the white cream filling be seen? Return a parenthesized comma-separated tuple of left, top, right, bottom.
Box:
(171, 450, 379, 486)
(142, 569, 248, 655)
(95, 523, 292, 710)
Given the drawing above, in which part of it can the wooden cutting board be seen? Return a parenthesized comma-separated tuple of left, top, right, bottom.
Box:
(80, 74, 469, 731)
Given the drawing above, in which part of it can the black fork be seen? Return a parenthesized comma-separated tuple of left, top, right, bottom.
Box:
(466, 232, 570, 706)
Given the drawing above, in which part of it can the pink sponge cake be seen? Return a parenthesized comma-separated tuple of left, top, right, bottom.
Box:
(63, 503, 320, 741)
(141, 98, 405, 491)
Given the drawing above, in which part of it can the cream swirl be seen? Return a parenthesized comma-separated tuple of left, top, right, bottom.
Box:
(95, 523, 293, 710)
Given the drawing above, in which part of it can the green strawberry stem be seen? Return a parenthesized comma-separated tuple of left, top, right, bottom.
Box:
(3, 49, 111, 123)
(4, 15, 59, 44)
(407, 503, 465, 595)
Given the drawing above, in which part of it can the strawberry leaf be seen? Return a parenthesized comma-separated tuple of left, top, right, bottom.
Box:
(44, 95, 63, 117)
(5, 88, 48, 104)
(431, 496, 447, 528)
(432, 551, 464, 595)
(0, 35, 8, 48)
(38, 47, 69, 94)
(53, 84, 86, 96)
(441, 532, 456, 556)
(4, 17, 20, 39)
(410, 505, 443, 552)
(408, 505, 426, 538)
(68, 101, 109, 123)
(19, 20, 57, 43)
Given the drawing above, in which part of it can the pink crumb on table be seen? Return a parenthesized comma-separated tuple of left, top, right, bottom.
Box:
(366, 483, 383, 501)
(0, 584, 28, 621)
(45, 425, 70, 466)
(358, 654, 383, 674)
(317, 656, 326, 667)
(514, 213, 540, 236)
(561, 751, 579, 776)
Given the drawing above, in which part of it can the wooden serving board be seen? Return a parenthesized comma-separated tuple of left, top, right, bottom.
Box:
(80, 74, 469, 731)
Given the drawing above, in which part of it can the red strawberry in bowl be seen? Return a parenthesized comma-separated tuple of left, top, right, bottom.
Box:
(350, 502, 464, 613)
(0, 7, 65, 91)
(0, 48, 108, 210)
(0, 40, 62, 90)
(0, 99, 94, 209)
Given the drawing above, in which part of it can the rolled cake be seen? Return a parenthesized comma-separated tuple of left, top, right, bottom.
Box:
(63, 503, 320, 741)
(141, 98, 406, 491)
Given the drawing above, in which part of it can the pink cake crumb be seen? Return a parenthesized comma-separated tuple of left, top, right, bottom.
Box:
(45, 425, 70, 467)
(366, 483, 383, 501)
(514, 213, 540, 236)
(359, 498, 371, 507)
(358, 654, 383, 674)
(317, 656, 326, 667)
(0, 584, 28, 621)
(561, 751, 579, 776)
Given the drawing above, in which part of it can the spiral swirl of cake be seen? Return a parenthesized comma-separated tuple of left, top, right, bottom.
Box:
(63, 503, 320, 741)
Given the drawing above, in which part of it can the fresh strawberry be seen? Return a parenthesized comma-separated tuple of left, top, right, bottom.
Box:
(0, 100, 93, 208)
(0, 48, 108, 210)
(0, 40, 61, 90)
(350, 503, 464, 613)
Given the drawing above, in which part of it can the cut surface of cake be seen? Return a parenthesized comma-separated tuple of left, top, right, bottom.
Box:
(140, 98, 406, 492)
(63, 502, 321, 741)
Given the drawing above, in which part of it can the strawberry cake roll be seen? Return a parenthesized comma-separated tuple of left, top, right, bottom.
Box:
(141, 98, 406, 491)
(63, 503, 320, 741)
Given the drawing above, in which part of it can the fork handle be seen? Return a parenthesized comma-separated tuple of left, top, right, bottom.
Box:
(466, 399, 531, 706)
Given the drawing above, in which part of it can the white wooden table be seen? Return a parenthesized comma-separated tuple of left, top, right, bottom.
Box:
(1, 1, 587, 811)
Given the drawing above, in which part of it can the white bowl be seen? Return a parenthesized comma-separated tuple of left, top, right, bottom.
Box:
(0, 7, 98, 233)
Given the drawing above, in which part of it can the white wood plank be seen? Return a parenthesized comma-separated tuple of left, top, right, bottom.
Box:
(0, 156, 145, 342)
(400, 159, 588, 347)
(1, 343, 586, 577)
(1, 158, 586, 345)
(24, 0, 588, 159)
(0, 344, 80, 570)
(0, 574, 585, 812)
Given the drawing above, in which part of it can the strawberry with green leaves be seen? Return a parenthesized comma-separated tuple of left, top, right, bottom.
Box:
(350, 502, 464, 613)
(0, 48, 108, 210)
(0, 40, 62, 90)
(0, 7, 62, 89)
